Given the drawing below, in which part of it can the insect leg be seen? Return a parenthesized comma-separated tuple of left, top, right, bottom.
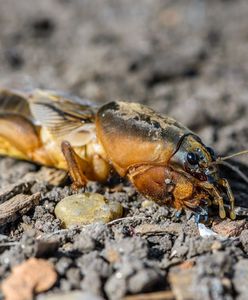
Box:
(193, 209, 208, 224)
(197, 181, 226, 219)
(174, 209, 183, 219)
(61, 141, 91, 189)
(210, 188, 226, 219)
(184, 196, 209, 223)
(128, 165, 174, 206)
(218, 178, 236, 220)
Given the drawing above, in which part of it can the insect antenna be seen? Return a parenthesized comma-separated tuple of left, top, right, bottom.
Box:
(219, 150, 248, 161)
(207, 149, 248, 184)
(212, 160, 248, 184)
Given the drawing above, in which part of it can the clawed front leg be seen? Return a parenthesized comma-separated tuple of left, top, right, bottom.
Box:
(197, 179, 236, 220)
(196, 181, 226, 219)
(218, 178, 236, 220)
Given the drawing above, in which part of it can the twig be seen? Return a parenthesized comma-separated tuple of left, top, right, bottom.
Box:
(124, 290, 175, 300)
(38, 216, 151, 240)
(134, 223, 182, 236)
(36, 225, 88, 240)
(107, 216, 148, 226)
(36, 229, 71, 240)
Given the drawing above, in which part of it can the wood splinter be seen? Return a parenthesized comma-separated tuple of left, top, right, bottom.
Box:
(0, 192, 41, 225)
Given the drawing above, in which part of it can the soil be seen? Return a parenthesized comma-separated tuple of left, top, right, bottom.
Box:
(0, 1, 248, 299)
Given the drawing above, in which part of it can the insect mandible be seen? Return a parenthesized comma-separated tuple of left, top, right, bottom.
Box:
(0, 88, 246, 221)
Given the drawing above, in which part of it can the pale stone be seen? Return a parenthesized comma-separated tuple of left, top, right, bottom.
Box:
(55, 193, 123, 228)
(141, 200, 154, 208)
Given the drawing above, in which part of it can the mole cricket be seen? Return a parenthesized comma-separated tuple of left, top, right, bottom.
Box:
(0, 88, 247, 221)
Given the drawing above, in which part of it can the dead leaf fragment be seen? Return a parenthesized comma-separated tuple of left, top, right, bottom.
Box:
(2, 258, 57, 300)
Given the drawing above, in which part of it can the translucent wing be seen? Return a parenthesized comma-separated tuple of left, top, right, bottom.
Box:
(0, 88, 32, 119)
(29, 89, 98, 146)
(0, 88, 97, 147)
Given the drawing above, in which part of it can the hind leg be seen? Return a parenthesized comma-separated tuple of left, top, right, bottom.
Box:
(61, 141, 90, 189)
(61, 141, 111, 189)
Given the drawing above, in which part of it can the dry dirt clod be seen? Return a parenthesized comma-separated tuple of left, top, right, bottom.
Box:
(233, 259, 248, 299)
(23, 167, 68, 186)
(105, 248, 121, 263)
(2, 257, 57, 300)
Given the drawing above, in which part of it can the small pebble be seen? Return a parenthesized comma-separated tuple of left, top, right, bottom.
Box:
(55, 193, 123, 228)
(141, 200, 154, 208)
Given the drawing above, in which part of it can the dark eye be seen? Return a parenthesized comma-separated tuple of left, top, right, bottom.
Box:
(206, 147, 216, 160)
(187, 152, 199, 165)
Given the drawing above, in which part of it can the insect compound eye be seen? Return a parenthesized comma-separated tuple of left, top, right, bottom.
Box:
(206, 146, 216, 160)
(187, 152, 199, 165)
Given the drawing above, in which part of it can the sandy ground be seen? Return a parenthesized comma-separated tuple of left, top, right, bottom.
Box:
(0, 1, 248, 299)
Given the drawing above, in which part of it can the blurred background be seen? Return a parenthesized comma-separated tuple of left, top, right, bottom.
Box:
(0, 0, 247, 158)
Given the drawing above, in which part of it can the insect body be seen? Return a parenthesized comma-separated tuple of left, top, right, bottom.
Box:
(0, 89, 236, 220)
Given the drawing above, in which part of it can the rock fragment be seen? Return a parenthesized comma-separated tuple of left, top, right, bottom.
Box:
(169, 266, 195, 300)
(212, 219, 247, 237)
(2, 257, 57, 300)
